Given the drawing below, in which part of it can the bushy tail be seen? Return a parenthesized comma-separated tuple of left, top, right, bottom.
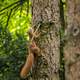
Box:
(20, 53, 34, 79)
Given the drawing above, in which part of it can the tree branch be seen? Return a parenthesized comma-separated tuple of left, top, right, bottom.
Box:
(0, 1, 20, 12)
(5, 9, 12, 28)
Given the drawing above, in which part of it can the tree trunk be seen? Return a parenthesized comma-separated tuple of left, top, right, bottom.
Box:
(64, 0, 80, 80)
(26, 0, 60, 80)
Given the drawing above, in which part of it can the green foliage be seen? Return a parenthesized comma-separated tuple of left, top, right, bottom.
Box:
(0, 0, 31, 80)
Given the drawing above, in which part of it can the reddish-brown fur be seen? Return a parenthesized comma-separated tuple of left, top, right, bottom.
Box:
(20, 52, 34, 79)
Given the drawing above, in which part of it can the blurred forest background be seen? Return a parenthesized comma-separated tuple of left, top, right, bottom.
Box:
(0, 0, 31, 80)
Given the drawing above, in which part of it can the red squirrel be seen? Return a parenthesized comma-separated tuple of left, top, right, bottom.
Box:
(20, 28, 40, 79)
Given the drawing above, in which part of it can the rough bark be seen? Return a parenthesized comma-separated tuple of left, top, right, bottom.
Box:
(26, 0, 60, 80)
(64, 0, 80, 80)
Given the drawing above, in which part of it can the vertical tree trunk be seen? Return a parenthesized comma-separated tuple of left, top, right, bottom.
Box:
(64, 0, 80, 80)
(27, 0, 60, 80)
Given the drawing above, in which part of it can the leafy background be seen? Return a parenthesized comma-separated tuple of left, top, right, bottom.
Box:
(0, 0, 31, 80)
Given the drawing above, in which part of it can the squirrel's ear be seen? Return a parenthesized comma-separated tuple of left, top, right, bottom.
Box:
(28, 28, 34, 34)
(27, 28, 34, 39)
